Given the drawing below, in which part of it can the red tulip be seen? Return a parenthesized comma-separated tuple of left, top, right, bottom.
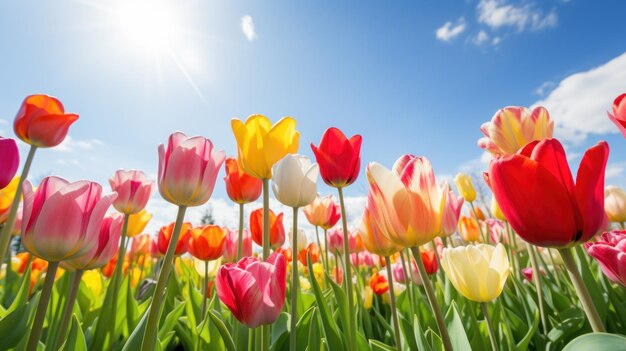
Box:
(369, 272, 389, 295)
(13, 94, 79, 148)
(157, 221, 192, 256)
(0, 137, 19, 189)
(216, 252, 286, 328)
(420, 249, 439, 275)
(249, 208, 285, 249)
(608, 94, 626, 138)
(311, 127, 362, 188)
(486, 138, 608, 248)
(223, 157, 262, 204)
(585, 231, 626, 286)
(297, 242, 320, 266)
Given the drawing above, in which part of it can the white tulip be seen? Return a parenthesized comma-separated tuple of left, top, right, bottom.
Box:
(289, 228, 308, 252)
(271, 154, 319, 208)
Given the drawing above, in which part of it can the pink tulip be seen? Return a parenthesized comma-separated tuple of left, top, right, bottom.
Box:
(327, 228, 362, 254)
(585, 231, 626, 286)
(391, 259, 420, 285)
(216, 252, 286, 328)
(109, 169, 155, 214)
(608, 94, 626, 138)
(0, 137, 19, 189)
(21, 176, 117, 262)
(485, 219, 507, 244)
(222, 228, 252, 263)
(441, 190, 464, 236)
(61, 213, 123, 271)
(158, 132, 225, 206)
(351, 251, 379, 267)
(522, 267, 545, 282)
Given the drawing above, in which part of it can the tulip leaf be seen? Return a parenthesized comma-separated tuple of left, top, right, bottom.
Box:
(307, 255, 344, 351)
(121, 307, 149, 351)
(60, 315, 88, 351)
(307, 308, 321, 351)
(4, 264, 31, 317)
(444, 301, 472, 351)
(563, 332, 626, 350)
(413, 314, 433, 351)
(208, 309, 237, 351)
(327, 270, 354, 348)
(0, 291, 39, 350)
(157, 299, 186, 342)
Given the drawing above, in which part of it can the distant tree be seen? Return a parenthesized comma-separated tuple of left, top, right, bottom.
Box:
(200, 203, 215, 225)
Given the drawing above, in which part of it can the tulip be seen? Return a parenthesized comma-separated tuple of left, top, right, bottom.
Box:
(224, 157, 262, 204)
(350, 251, 379, 268)
(14, 94, 79, 148)
(485, 219, 507, 244)
(363, 287, 374, 309)
(369, 272, 389, 295)
(441, 243, 509, 302)
(585, 231, 626, 286)
(249, 208, 285, 249)
(0, 177, 20, 224)
(441, 190, 464, 236)
(522, 267, 545, 282)
(303, 194, 341, 230)
(158, 132, 225, 207)
(490, 196, 506, 222)
(478, 106, 553, 155)
(359, 192, 403, 257)
(130, 234, 151, 257)
(311, 127, 362, 188)
(271, 154, 319, 208)
(61, 214, 123, 271)
(0, 137, 19, 189)
(216, 252, 287, 328)
(458, 216, 481, 242)
(608, 93, 626, 138)
(604, 186, 626, 223)
(157, 221, 192, 256)
(187, 225, 227, 262)
(126, 210, 152, 237)
(487, 139, 608, 248)
(297, 242, 320, 266)
(222, 228, 252, 263)
(391, 259, 419, 285)
(22, 177, 116, 351)
(453, 173, 476, 203)
(109, 170, 155, 215)
(275, 247, 292, 262)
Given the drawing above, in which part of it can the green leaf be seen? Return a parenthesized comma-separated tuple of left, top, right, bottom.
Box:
(4, 264, 31, 317)
(444, 301, 472, 351)
(563, 332, 626, 350)
(59, 315, 88, 351)
(0, 291, 39, 350)
(208, 309, 237, 351)
(369, 339, 394, 351)
(307, 308, 321, 351)
(307, 255, 344, 351)
(157, 300, 186, 342)
(414, 314, 433, 351)
(326, 271, 352, 348)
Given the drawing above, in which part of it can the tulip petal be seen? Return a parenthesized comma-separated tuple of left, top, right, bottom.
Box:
(575, 141, 609, 242)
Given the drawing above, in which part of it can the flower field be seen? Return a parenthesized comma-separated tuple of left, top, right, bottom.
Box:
(1, 95, 626, 351)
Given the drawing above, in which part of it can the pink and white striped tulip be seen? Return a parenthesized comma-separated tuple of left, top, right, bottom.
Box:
(61, 213, 123, 271)
(441, 189, 464, 236)
(21, 176, 117, 262)
(158, 132, 225, 207)
(109, 169, 155, 214)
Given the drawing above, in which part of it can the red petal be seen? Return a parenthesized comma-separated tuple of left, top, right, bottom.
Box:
(575, 141, 609, 243)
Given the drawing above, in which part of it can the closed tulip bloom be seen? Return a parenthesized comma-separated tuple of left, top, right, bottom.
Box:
(231, 115, 300, 179)
(487, 139, 609, 247)
(0, 137, 19, 189)
(126, 209, 152, 237)
(359, 193, 403, 257)
(485, 219, 507, 244)
(420, 249, 439, 275)
(216, 252, 287, 328)
(109, 170, 155, 214)
(478, 106, 553, 155)
(61, 214, 123, 271)
(249, 208, 285, 249)
(157, 221, 192, 256)
(275, 247, 292, 262)
(351, 251, 379, 267)
(604, 186, 626, 223)
(130, 234, 151, 257)
(585, 231, 626, 286)
(311, 127, 362, 188)
(158, 132, 225, 207)
(271, 154, 319, 208)
(290, 228, 307, 252)
(224, 157, 262, 204)
(369, 272, 389, 295)
(490, 196, 507, 221)
(391, 259, 419, 284)
(327, 228, 363, 254)
(297, 242, 320, 266)
(0, 177, 20, 224)
(459, 216, 481, 242)
(222, 228, 252, 263)
(21, 176, 117, 262)
(441, 243, 510, 302)
(187, 225, 227, 261)
(366, 155, 448, 248)
(608, 94, 626, 138)
(13, 94, 79, 148)
(441, 190, 464, 236)
(303, 194, 341, 229)
(454, 173, 476, 203)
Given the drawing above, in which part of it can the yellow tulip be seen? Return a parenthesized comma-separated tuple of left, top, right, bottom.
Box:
(490, 196, 506, 222)
(363, 286, 374, 309)
(194, 257, 222, 278)
(441, 243, 509, 302)
(453, 173, 476, 203)
(231, 115, 300, 179)
(299, 276, 311, 291)
(126, 209, 152, 237)
(0, 176, 20, 224)
(82, 270, 104, 298)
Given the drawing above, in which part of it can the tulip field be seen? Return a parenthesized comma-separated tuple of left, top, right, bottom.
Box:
(2, 95, 626, 351)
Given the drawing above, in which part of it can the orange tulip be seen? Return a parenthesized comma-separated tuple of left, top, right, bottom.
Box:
(275, 247, 292, 262)
(157, 221, 192, 256)
(102, 253, 130, 278)
(249, 208, 285, 249)
(458, 216, 480, 242)
(130, 234, 152, 257)
(187, 225, 227, 261)
(303, 194, 341, 230)
(369, 272, 389, 295)
(13, 94, 79, 148)
(224, 157, 262, 204)
(297, 242, 320, 266)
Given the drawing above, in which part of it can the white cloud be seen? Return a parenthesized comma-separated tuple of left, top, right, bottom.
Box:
(473, 30, 490, 45)
(606, 163, 624, 179)
(53, 136, 105, 153)
(491, 36, 502, 45)
(533, 51, 626, 144)
(477, 0, 557, 32)
(534, 81, 556, 96)
(435, 18, 466, 42)
(241, 15, 257, 42)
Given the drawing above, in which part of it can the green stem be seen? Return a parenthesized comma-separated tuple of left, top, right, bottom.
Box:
(399, 250, 416, 317)
(337, 187, 356, 347)
(26, 260, 59, 351)
(290, 207, 299, 351)
(0, 145, 37, 266)
(53, 270, 84, 351)
(202, 260, 209, 317)
(324, 229, 329, 271)
(481, 302, 499, 351)
(108, 213, 130, 344)
(385, 256, 402, 349)
(315, 226, 328, 273)
(237, 203, 244, 261)
(410, 247, 452, 351)
(261, 179, 270, 351)
(504, 223, 520, 280)
(525, 242, 547, 334)
(469, 202, 486, 243)
(558, 247, 606, 332)
(140, 205, 188, 351)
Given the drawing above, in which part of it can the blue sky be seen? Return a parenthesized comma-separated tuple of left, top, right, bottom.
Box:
(1, 0, 625, 234)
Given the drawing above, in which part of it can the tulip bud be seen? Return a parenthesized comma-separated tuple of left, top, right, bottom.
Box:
(109, 170, 155, 215)
(608, 94, 626, 138)
(311, 127, 362, 188)
(604, 186, 626, 223)
(13, 94, 79, 148)
(249, 208, 285, 249)
(224, 157, 262, 204)
(271, 154, 318, 208)
(454, 173, 476, 203)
